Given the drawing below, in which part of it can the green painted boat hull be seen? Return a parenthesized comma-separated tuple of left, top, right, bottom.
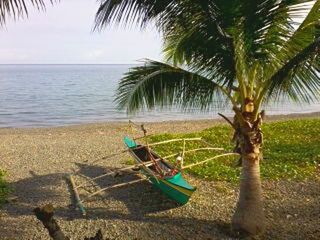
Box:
(124, 136, 196, 205)
(149, 174, 196, 205)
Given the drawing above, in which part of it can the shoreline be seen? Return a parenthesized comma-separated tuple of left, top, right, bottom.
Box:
(1, 111, 319, 131)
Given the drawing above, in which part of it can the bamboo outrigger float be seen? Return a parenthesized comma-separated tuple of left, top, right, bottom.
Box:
(68, 122, 239, 215)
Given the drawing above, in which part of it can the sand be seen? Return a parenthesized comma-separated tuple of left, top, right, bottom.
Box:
(0, 112, 319, 239)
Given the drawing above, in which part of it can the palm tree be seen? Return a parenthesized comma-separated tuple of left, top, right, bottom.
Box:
(95, 0, 319, 236)
(0, 0, 56, 26)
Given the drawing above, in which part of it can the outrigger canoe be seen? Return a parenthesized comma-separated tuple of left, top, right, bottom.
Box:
(68, 122, 238, 215)
(124, 136, 196, 205)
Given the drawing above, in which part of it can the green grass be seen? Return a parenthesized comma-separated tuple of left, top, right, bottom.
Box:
(0, 170, 10, 207)
(149, 118, 320, 182)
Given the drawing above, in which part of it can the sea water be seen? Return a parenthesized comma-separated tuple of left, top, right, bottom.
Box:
(0, 64, 319, 128)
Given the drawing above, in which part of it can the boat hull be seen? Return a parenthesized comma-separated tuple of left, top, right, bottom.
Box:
(149, 174, 196, 205)
(124, 136, 196, 204)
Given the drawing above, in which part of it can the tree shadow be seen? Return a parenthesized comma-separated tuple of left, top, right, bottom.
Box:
(1, 171, 67, 216)
(67, 163, 235, 238)
(0, 171, 69, 237)
(0, 167, 234, 239)
(2, 164, 319, 239)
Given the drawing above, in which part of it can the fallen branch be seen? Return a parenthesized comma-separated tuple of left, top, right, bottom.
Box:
(33, 204, 69, 240)
(34, 204, 105, 240)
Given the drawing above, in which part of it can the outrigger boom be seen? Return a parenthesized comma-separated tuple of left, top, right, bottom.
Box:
(75, 158, 163, 190)
(68, 123, 239, 215)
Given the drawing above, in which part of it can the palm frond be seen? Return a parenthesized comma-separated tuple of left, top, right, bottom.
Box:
(0, 0, 57, 26)
(230, 0, 313, 74)
(280, 0, 320, 59)
(98, 0, 319, 112)
(161, 1, 316, 89)
(259, 1, 320, 103)
(115, 59, 227, 113)
(95, 0, 175, 29)
(162, 1, 236, 88)
(265, 36, 320, 102)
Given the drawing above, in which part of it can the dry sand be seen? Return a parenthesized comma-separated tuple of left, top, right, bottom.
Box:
(0, 112, 319, 239)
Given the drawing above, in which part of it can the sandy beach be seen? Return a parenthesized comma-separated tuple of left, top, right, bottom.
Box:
(0, 112, 319, 239)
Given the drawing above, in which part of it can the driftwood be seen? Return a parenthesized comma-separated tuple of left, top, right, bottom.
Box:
(33, 204, 69, 240)
(34, 204, 105, 240)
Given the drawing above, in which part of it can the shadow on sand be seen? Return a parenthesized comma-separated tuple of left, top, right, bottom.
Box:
(71, 163, 182, 215)
(1, 164, 232, 238)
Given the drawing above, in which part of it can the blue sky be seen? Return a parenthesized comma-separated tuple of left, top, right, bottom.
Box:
(0, 0, 162, 64)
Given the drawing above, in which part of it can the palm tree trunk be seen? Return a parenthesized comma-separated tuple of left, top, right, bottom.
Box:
(232, 148, 265, 235)
(231, 111, 266, 236)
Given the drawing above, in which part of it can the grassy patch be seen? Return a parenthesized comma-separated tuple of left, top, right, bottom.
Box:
(0, 170, 10, 206)
(149, 119, 320, 182)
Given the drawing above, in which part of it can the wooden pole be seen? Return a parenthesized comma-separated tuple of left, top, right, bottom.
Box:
(182, 153, 240, 170)
(83, 137, 203, 168)
(129, 153, 161, 183)
(163, 147, 225, 159)
(141, 124, 164, 176)
(133, 134, 153, 140)
(181, 139, 186, 171)
(148, 137, 202, 147)
(83, 178, 146, 202)
(113, 137, 202, 153)
(68, 174, 86, 216)
(200, 139, 222, 148)
(83, 149, 130, 166)
(75, 159, 161, 189)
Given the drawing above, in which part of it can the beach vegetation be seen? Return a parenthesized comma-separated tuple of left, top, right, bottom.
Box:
(0, 170, 11, 207)
(150, 118, 320, 182)
(96, 0, 320, 236)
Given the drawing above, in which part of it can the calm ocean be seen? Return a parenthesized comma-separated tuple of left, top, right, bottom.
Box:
(0, 64, 319, 128)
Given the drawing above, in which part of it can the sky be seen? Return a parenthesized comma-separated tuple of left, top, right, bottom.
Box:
(0, 0, 163, 64)
(0, 1, 315, 64)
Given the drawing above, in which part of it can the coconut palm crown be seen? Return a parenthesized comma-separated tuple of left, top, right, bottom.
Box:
(95, 0, 320, 113)
(96, 0, 320, 236)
